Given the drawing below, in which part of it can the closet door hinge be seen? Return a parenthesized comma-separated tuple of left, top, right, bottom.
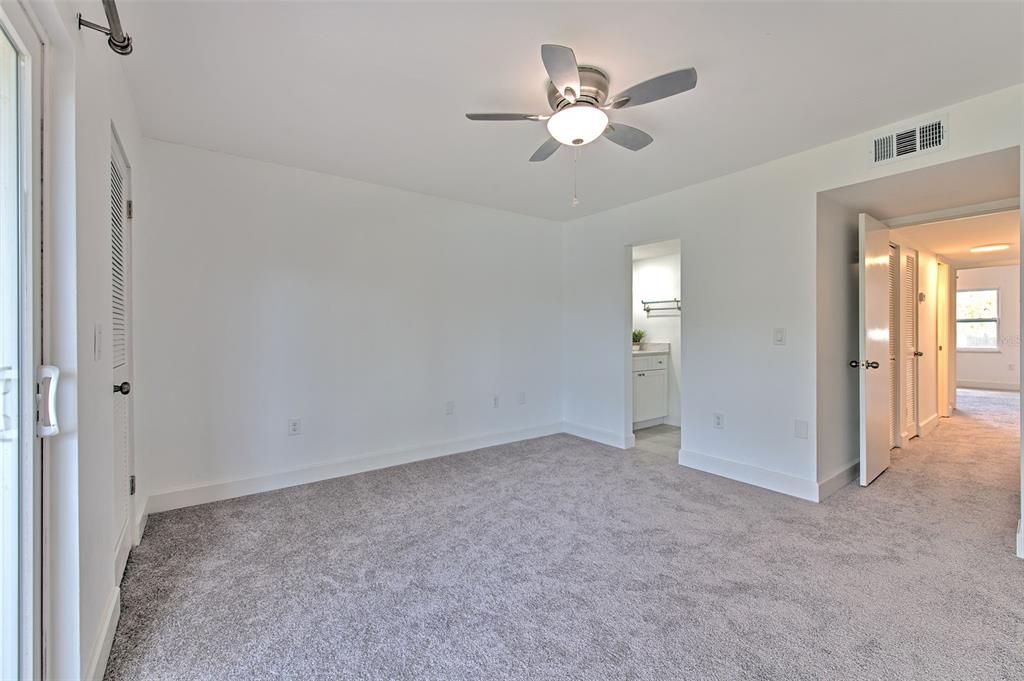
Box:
(126, 200, 134, 219)
(129, 475, 136, 496)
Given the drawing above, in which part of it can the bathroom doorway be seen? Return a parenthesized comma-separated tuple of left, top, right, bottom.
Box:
(627, 239, 682, 455)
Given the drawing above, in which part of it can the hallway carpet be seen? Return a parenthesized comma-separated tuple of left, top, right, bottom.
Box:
(105, 393, 1022, 680)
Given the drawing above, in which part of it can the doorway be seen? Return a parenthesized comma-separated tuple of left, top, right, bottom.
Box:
(817, 146, 1022, 555)
(626, 240, 681, 454)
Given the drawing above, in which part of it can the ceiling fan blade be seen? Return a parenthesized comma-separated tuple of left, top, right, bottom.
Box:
(466, 113, 547, 121)
(541, 44, 581, 103)
(603, 123, 653, 151)
(608, 67, 697, 109)
(529, 137, 562, 162)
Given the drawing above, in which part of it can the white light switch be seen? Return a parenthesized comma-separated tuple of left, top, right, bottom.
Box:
(794, 419, 809, 439)
(773, 328, 787, 346)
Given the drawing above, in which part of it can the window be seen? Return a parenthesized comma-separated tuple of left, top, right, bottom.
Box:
(956, 289, 999, 351)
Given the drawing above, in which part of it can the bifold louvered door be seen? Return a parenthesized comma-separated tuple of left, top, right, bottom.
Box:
(888, 246, 899, 449)
(901, 250, 919, 439)
(111, 141, 133, 583)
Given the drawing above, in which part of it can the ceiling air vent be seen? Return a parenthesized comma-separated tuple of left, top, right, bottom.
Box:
(872, 117, 946, 165)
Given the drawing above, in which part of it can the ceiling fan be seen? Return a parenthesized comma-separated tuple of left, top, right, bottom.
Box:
(466, 44, 697, 162)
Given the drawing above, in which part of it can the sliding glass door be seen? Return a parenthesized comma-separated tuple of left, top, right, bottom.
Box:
(0, 15, 23, 678)
(0, 2, 40, 677)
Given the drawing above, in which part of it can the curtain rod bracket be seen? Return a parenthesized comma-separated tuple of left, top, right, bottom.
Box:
(78, 1, 133, 56)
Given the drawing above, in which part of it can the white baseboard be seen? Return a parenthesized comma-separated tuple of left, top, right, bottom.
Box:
(561, 421, 631, 449)
(84, 588, 119, 681)
(679, 448, 819, 501)
(920, 413, 940, 437)
(1017, 519, 1023, 559)
(632, 417, 666, 430)
(133, 495, 148, 545)
(147, 422, 563, 514)
(817, 461, 859, 501)
(957, 380, 1020, 392)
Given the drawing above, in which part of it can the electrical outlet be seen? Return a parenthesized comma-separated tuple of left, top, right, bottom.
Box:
(794, 419, 809, 439)
(445, 400, 455, 416)
(713, 413, 725, 429)
(1009, 363, 1016, 372)
(492, 394, 500, 409)
(518, 391, 526, 405)
(287, 418, 302, 436)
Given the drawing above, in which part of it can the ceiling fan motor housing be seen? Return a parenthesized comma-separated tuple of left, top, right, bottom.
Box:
(547, 66, 610, 111)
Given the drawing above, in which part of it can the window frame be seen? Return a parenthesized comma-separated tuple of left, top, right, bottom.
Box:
(955, 287, 1001, 353)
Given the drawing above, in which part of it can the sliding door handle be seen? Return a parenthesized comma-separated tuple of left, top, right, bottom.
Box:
(37, 366, 59, 437)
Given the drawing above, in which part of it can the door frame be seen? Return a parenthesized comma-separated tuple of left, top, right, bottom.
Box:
(623, 240, 683, 449)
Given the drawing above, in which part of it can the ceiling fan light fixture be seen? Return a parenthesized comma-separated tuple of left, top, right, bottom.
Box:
(970, 243, 1010, 253)
(546, 104, 608, 147)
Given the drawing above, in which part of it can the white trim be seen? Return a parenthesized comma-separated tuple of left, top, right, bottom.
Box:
(817, 461, 859, 501)
(562, 422, 632, 449)
(885, 198, 1019, 229)
(147, 423, 564, 513)
(632, 417, 666, 430)
(83, 588, 119, 681)
(919, 412, 940, 437)
(133, 496, 148, 546)
(1017, 519, 1023, 559)
(679, 448, 819, 501)
(956, 380, 1020, 392)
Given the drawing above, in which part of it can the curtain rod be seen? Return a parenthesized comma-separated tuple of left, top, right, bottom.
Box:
(78, 0, 133, 56)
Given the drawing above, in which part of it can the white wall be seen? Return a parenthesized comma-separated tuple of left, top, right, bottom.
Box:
(562, 86, 1023, 502)
(956, 264, 1021, 391)
(632, 252, 682, 426)
(134, 140, 564, 512)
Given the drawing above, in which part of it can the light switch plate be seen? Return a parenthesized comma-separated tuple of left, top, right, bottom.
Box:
(773, 328, 787, 346)
(93, 323, 102, 361)
(794, 419, 809, 439)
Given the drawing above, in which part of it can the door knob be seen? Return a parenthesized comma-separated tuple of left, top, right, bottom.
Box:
(914, 351, 924, 357)
(113, 381, 131, 395)
(866, 361, 880, 369)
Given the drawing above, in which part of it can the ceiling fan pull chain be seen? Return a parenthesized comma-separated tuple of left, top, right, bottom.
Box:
(572, 148, 580, 208)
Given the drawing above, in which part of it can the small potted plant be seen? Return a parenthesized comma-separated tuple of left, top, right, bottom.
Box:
(632, 329, 646, 351)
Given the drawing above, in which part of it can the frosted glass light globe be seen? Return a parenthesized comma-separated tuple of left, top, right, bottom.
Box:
(546, 104, 609, 147)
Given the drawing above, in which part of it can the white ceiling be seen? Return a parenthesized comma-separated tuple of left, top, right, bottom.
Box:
(894, 210, 1020, 269)
(118, 1, 1024, 221)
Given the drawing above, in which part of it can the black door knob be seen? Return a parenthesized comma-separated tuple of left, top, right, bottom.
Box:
(113, 381, 131, 395)
(849, 360, 861, 368)
(866, 361, 880, 369)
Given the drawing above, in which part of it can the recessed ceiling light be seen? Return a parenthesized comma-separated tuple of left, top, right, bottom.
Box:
(970, 244, 1011, 253)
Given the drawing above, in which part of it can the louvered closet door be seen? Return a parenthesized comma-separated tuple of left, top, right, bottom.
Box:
(902, 250, 918, 439)
(111, 143, 133, 583)
(888, 246, 898, 448)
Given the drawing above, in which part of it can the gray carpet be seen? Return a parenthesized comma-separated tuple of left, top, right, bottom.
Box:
(105, 391, 1023, 680)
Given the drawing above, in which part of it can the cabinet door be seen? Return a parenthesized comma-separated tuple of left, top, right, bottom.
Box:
(633, 369, 668, 422)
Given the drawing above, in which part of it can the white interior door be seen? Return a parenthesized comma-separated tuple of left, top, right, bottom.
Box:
(936, 261, 951, 417)
(858, 213, 893, 486)
(111, 139, 133, 583)
(901, 249, 920, 439)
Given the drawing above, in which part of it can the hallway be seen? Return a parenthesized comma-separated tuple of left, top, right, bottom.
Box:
(895, 388, 1020, 493)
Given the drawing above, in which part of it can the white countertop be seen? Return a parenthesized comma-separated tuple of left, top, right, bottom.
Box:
(632, 344, 669, 356)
